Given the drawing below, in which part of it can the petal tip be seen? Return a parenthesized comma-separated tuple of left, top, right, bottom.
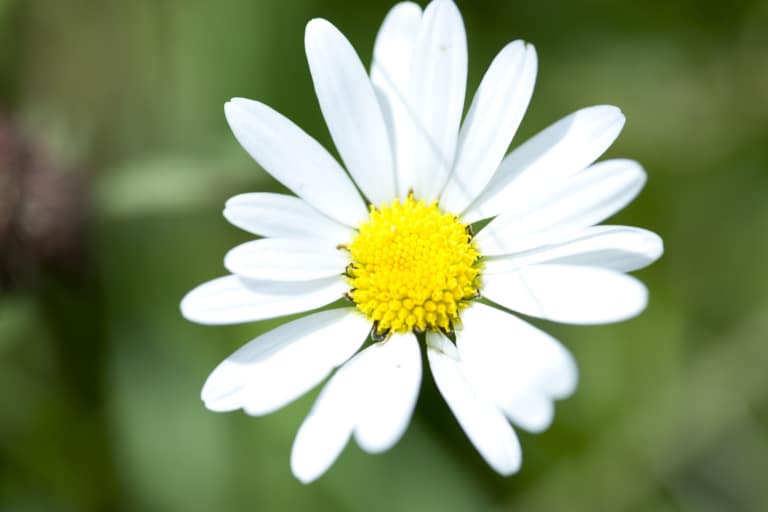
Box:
(650, 233, 665, 261)
(290, 436, 330, 485)
(179, 288, 202, 323)
(583, 104, 625, 124)
(305, 17, 334, 41)
(355, 434, 398, 455)
(497, 459, 522, 476)
(223, 98, 252, 126)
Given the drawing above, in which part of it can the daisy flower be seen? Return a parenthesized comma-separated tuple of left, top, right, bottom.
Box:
(181, 0, 663, 483)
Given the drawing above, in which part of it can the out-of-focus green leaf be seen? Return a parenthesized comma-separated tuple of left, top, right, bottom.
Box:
(94, 143, 271, 219)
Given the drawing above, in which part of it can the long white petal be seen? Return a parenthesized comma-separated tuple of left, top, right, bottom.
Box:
(407, 0, 467, 202)
(371, 2, 423, 199)
(224, 193, 354, 242)
(427, 332, 522, 476)
(291, 351, 364, 484)
(482, 264, 649, 324)
(224, 98, 367, 227)
(291, 403, 353, 484)
(475, 159, 646, 255)
(291, 333, 422, 482)
(484, 225, 664, 274)
(305, 18, 396, 206)
(455, 303, 577, 433)
(440, 41, 537, 213)
(180, 275, 346, 325)
(464, 105, 625, 222)
(201, 308, 369, 414)
(353, 333, 422, 453)
(224, 238, 347, 281)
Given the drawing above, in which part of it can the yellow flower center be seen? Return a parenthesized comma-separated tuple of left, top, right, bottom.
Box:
(346, 195, 481, 337)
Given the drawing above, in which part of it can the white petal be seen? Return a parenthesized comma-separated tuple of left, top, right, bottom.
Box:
(458, 339, 558, 434)
(180, 275, 346, 325)
(501, 394, 554, 434)
(464, 105, 626, 222)
(241, 314, 369, 416)
(455, 303, 577, 432)
(427, 332, 522, 476)
(201, 308, 369, 414)
(305, 18, 396, 206)
(353, 333, 422, 453)
(291, 332, 422, 482)
(224, 193, 354, 242)
(484, 225, 664, 274)
(440, 41, 537, 213)
(407, 0, 468, 202)
(458, 303, 577, 400)
(224, 98, 367, 227)
(224, 238, 347, 281)
(291, 352, 362, 483)
(372, 2, 422, 94)
(482, 264, 649, 324)
(475, 159, 646, 255)
(371, 2, 423, 199)
(291, 404, 353, 484)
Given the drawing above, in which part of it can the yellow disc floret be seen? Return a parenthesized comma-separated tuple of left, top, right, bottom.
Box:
(347, 195, 481, 337)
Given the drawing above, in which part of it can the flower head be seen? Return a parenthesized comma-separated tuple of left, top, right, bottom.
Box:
(347, 194, 481, 336)
(182, 0, 662, 483)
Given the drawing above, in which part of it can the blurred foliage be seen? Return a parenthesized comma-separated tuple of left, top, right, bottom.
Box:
(1, 0, 767, 511)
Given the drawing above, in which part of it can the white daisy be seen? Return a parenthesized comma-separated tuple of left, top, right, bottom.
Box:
(181, 0, 663, 483)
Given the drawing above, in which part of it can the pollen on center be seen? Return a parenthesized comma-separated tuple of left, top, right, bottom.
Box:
(346, 195, 481, 337)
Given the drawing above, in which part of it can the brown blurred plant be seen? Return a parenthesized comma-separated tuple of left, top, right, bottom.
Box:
(0, 115, 87, 290)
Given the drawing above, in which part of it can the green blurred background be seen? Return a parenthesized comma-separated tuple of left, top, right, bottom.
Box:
(1, 0, 767, 510)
